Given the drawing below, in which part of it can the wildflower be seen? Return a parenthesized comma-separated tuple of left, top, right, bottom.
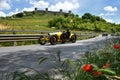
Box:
(104, 63, 110, 67)
(102, 63, 110, 68)
(94, 71, 102, 77)
(82, 64, 93, 72)
(114, 44, 119, 49)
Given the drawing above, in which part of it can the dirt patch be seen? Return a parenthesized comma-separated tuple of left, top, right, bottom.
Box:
(0, 24, 8, 30)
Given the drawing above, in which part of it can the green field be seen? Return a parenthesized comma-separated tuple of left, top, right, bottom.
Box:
(0, 14, 57, 31)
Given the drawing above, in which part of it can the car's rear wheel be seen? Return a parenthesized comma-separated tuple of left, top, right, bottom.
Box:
(71, 35, 77, 43)
(50, 35, 57, 45)
(39, 36, 47, 45)
(60, 33, 66, 43)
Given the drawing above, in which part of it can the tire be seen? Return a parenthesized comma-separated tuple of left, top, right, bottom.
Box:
(39, 36, 47, 45)
(50, 35, 57, 45)
(60, 33, 66, 43)
(71, 35, 77, 43)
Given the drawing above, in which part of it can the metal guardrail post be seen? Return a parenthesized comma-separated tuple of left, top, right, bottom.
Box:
(13, 41, 17, 46)
(13, 31, 17, 46)
(13, 30, 16, 35)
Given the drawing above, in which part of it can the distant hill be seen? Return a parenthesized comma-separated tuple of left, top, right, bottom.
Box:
(0, 8, 120, 33)
(0, 8, 71, 31)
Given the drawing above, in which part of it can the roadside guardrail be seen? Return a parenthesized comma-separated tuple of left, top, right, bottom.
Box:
(0, 30, 97, 46)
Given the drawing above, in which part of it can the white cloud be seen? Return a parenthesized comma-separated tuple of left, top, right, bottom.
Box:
(7, 8, 20, 16)
(104, 6, 118, 12)
(72, 0, 78, 3)
(7, 12, 15, 16)
(106, 13, 115, 16)
(0, 11, 6, 17)
(99, 14, 119, 24)
(99, 13, 115, 17)
(103, 17, 115, 23)
(15, 8, 19, 12)
(105, 18, 113, 23)
(0, 0, 11, 10)
(49, 1, 80, 11)
(28, 0, 80, 11)
(0, 8, 22, 17)
(29, 0, 49, 9)
(22, 7, 34, 12)
(99, 13, 104, 17)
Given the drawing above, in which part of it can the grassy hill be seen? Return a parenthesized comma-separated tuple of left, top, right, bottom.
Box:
(0, 11, 120, 33)
(0, 14, 56, 31)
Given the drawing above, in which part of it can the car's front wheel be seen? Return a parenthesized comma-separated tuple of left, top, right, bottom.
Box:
(39, 36, 47, 45)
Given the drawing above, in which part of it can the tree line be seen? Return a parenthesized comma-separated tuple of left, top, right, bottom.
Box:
(48, 13, 120, 32)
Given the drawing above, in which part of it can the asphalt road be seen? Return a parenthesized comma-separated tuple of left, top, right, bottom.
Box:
(0, 35, 117, 79)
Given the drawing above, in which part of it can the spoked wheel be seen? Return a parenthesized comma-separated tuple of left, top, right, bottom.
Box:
(50, 35, 57, 45)
(71, 35, 77, 43)
(60, 33, 66, 43)
(39, 36, 47, 45)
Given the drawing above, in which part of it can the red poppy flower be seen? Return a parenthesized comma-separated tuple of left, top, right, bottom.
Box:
(104, 63, 110, 67)
(82, 64, 93, 72)
(114, 44, 119, 49)
(102, 63, 110, 68)
(94, 71, 102, 77)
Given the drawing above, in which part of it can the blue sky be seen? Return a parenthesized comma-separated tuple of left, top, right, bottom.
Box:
(0, 0, 120, 24)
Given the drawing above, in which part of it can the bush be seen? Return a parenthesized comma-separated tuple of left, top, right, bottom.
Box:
(15, 13, 24, 17)
(48, 13, 120, 32)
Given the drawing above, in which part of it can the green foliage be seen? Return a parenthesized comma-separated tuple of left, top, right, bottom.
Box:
(48, 13, 120, 32)
(15, 13, 24, 17)
(1, 11, 120, 32)
(48, 16, 73, 29)
(48, 16, 67, 29)
(82, 13, 92, 19)
(38, 57, 48, 64)
(13, 71, 53, 80)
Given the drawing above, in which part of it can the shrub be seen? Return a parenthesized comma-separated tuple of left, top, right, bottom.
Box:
(15, 13, 24, 17)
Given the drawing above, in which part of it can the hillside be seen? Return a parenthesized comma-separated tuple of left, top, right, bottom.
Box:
(0, 14, 56, 31)
(48, 13, 120, 33)
(0, 24, 8, 30)
(0, 11, 120, 33)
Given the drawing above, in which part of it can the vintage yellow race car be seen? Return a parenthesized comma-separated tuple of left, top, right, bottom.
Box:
(39, 31, 77, 45)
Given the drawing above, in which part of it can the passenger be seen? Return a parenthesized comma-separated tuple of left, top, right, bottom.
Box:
(66, 28, 71, 39)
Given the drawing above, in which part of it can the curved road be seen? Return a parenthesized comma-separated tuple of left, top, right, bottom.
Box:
(0, 35, 117, 79)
